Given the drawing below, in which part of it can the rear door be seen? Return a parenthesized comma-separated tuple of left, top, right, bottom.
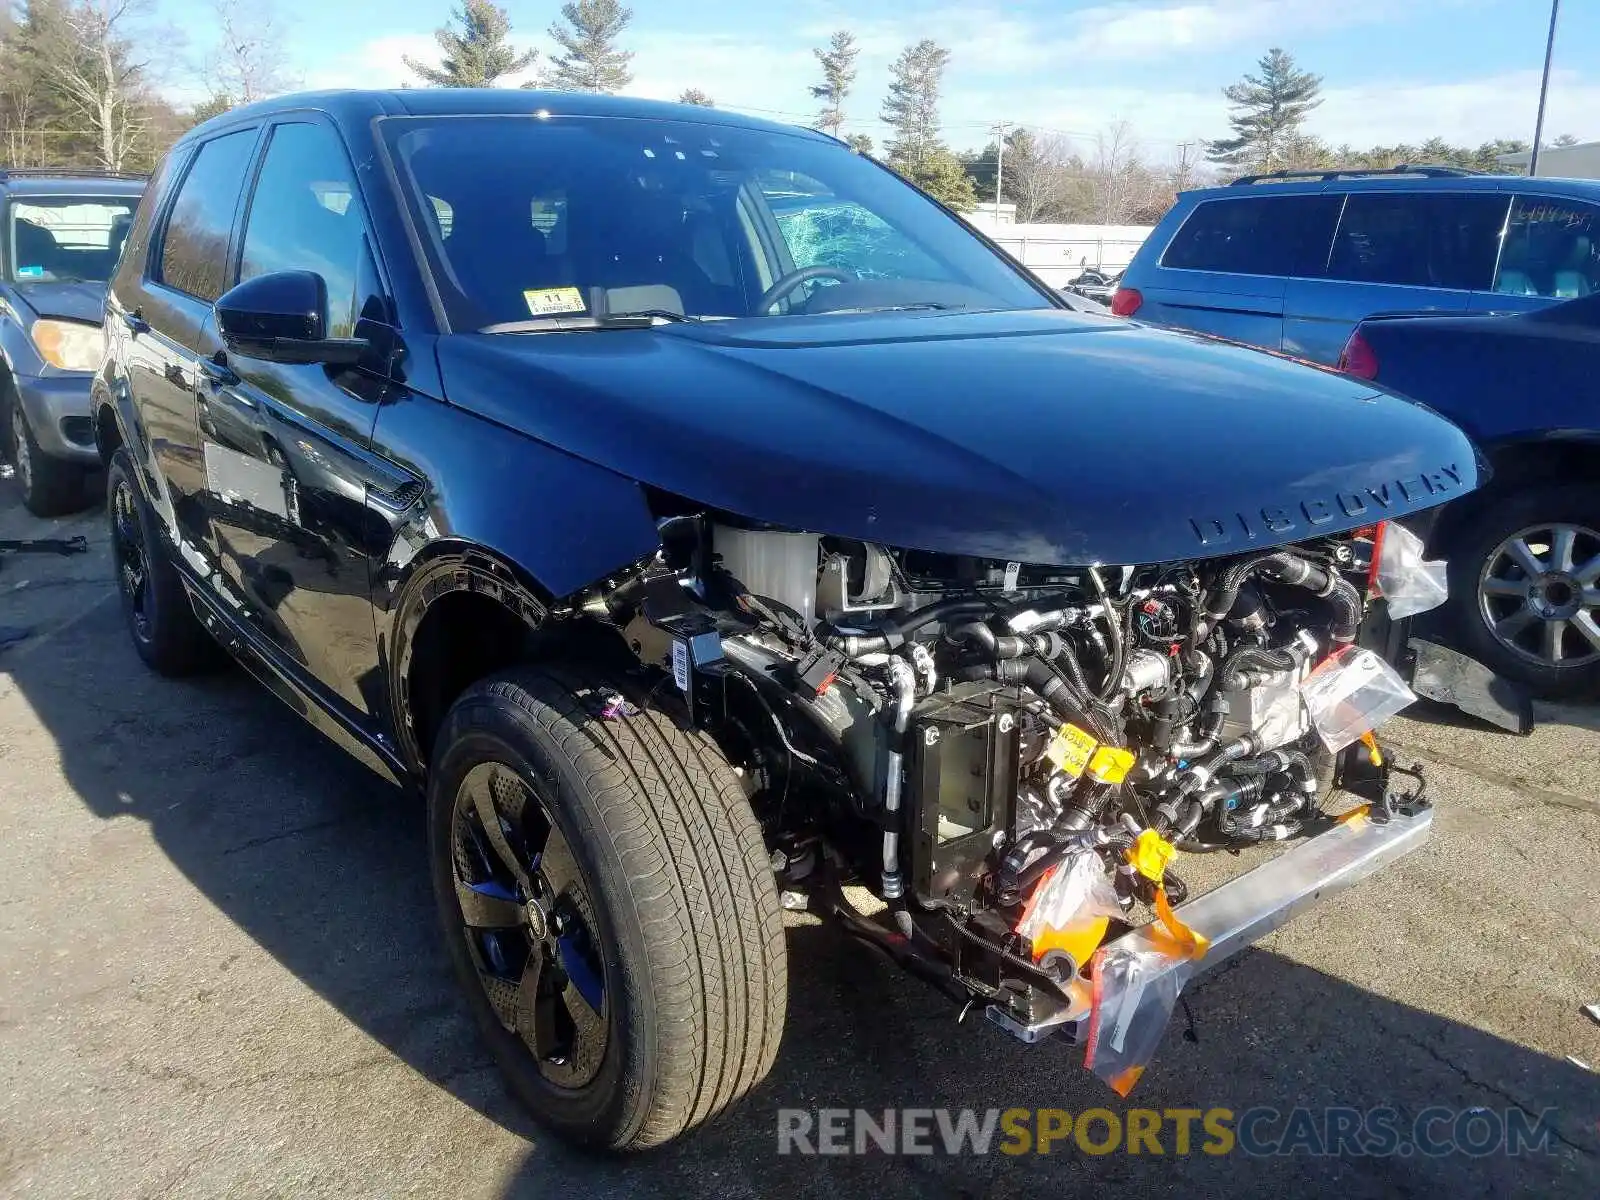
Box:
(191, 116, 406, 724)
(120, 128, 259, 551)
(1471, 193, 1600, 316)
(1136, 193, 1338, 352)
(1283, 190, 1509, 365)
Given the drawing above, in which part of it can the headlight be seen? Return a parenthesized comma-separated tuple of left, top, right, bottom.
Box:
(31, 319, 106, 371)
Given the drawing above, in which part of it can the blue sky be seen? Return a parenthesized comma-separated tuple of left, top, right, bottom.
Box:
(174, 0, 1596, 160)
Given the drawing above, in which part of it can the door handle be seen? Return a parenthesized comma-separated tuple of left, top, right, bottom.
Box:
(121, 308, 148, 335)
(199, 353, 239, 388)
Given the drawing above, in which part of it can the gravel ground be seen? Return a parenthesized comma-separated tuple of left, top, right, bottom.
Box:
(1, 478, 1597, 1199)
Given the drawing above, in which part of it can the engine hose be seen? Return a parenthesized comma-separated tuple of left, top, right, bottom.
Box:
(1056, 782, 1118, 832)
(1217, 644, 1298, 690)
(826, 597, 996, 656)
(1087, 567, 1127, 703)
(1225, 748, 1313, 778)
(1195, 552, 1364, 644)
(946, 622, 1065, 663)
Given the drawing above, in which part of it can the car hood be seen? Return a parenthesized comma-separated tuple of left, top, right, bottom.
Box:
(13, 280, 107, 325)
(436, 307, 1481, 566)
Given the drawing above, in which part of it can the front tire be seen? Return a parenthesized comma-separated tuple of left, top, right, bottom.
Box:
(427, 666, 787, 1150)
(8, 386, 89, 517)
(1445, 482, 1600, 698)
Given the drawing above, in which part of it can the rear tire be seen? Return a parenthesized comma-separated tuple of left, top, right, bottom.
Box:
(1445, 482, 1600, 699)
(427, 665, 787, 1150)
(8, 386, 89, 517)
(106, 448, 222, 676)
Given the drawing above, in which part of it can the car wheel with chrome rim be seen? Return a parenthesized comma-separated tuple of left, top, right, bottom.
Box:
(1448, 483, 1600, 699)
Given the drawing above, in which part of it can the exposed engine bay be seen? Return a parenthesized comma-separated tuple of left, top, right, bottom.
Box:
(584, 515, 1431, 1058)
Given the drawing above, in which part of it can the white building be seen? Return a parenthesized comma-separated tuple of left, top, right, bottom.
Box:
(1496, 141, 1600, 179)
(962, 213, 1154, 287)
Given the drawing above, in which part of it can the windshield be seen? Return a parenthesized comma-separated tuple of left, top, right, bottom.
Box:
(8, 195, 139, 284)
(381, 115, 1051, 330)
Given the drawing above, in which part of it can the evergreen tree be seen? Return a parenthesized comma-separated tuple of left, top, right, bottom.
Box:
(881, 39, 951, 171)
(845, 132, 874, 156)
(809, 30, 858, 138)
(1207, 47, 1322, 173)
(900, 146, 978, 212)
(403, 1, 536, 88)
(676, 88, 713, 106)
(544, 0, 633, 94)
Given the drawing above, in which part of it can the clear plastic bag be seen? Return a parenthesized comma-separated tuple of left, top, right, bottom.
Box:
(1374, 521, 1449, 620)
(1016, 849, 1121, 973)
(1084, 944, 1190, 1097)
(1300, 644, 1416, 751)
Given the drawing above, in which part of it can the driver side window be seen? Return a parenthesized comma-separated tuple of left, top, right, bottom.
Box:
(761, 172, 949, 283)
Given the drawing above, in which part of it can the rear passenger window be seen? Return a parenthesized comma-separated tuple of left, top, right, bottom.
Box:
(1494, 196, 1600, 299)
(1325, 193, 1506, 291)
(1161, 195, 1341, 277)
(157, 129, 256, 301)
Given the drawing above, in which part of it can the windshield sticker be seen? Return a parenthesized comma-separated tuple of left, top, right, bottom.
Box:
(523, 287, 586, 317)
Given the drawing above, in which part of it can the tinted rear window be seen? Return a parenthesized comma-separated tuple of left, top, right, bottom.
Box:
(158, 129, 256, 301)
(1324, 192, 1508, 290)
(1160, 194, 1341, 277)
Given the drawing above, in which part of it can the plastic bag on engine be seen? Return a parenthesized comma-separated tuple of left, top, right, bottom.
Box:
(1084, 943, 1190, 1097)
(1300, 644, 1416, 752)
(1016, 849, 1121, 974)
(1374, 521, 1449, 619)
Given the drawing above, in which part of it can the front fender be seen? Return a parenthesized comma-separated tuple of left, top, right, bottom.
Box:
(369, 393, 663, 764)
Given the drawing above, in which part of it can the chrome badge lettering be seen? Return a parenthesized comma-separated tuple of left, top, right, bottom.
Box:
(1189, 464, 1462, 547)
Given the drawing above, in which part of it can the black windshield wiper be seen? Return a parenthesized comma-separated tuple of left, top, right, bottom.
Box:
(817, 302, 962, 315)
(480, 310, 693, 335)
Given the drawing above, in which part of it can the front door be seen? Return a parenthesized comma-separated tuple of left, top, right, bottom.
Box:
(192, 118, 407, 723)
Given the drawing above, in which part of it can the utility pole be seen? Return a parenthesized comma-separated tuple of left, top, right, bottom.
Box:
(1529, 0, 1561, 176)
(991, 121, 1011, 220)
(1174, 141, 1197, 192)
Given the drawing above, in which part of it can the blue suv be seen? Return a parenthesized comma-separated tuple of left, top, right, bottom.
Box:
(1115, 166, 1600, 365)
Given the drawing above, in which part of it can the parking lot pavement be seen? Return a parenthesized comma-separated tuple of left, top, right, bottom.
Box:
(1, 481, 1598, 1200)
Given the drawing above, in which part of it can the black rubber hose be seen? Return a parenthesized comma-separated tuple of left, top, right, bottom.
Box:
(1087, 569, 1126, 703)
(1055, 782, 1119, 832)
(1195, 551, 1364, 644)
(825, 597, 997, 655)
(1217, 644, 1298, 690)
(1226, 748, 1313, 777)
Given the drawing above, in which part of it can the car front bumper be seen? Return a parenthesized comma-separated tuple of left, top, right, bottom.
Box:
(13, 371, 98, 466)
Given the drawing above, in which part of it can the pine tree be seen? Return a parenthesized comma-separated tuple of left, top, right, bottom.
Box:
(901, 147, 978, 212)
(403, 0, 536, 88)
(810, 30, 858, 138)
(677, 88, 713, 107)
(845, 132, 874, 156)
(1206, 47, 1322, 173)
(544, 0, 633, 94)
(881, 39, 951, 172)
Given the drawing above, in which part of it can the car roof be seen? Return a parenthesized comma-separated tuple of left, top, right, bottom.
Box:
(1176, 173, 1600, 204)
(0, 172, 145, 197)
(180, 88, 832, 147)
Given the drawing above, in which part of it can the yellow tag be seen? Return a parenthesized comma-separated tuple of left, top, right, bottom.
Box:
(522, 286, 586, 316)
(1045, 723, 1098, 777)
(1128, 829, 1176, 883)
(1087, 745, 1136, 784)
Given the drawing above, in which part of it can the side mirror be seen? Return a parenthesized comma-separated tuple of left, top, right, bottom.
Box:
(214, 270, 367, 366)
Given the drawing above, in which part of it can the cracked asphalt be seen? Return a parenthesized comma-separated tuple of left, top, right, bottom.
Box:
(2, 477, 1598, 1199)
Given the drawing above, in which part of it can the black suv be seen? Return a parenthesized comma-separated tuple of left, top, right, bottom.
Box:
(0, 168, 143, 514)
(95, 89, 1477, 1149)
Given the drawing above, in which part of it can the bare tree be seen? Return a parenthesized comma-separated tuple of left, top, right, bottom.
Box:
(1081, 121, 1168, 224)
(42, 0, 152, 171)
(206, 0, 293, 106)
(676, 88, 714, 107)
(1004, 130, 1075, 223)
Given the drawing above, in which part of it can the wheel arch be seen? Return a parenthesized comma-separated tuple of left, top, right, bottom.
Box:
(384, 539, 649, 777)
(1431, 432, 1600, 553)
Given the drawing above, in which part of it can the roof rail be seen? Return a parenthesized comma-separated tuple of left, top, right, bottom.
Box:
(1228, 164, 1484, 186)
(0, 166, 149, 182)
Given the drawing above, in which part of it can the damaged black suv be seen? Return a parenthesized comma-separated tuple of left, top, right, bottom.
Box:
(94, 89, 1479, 1150)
